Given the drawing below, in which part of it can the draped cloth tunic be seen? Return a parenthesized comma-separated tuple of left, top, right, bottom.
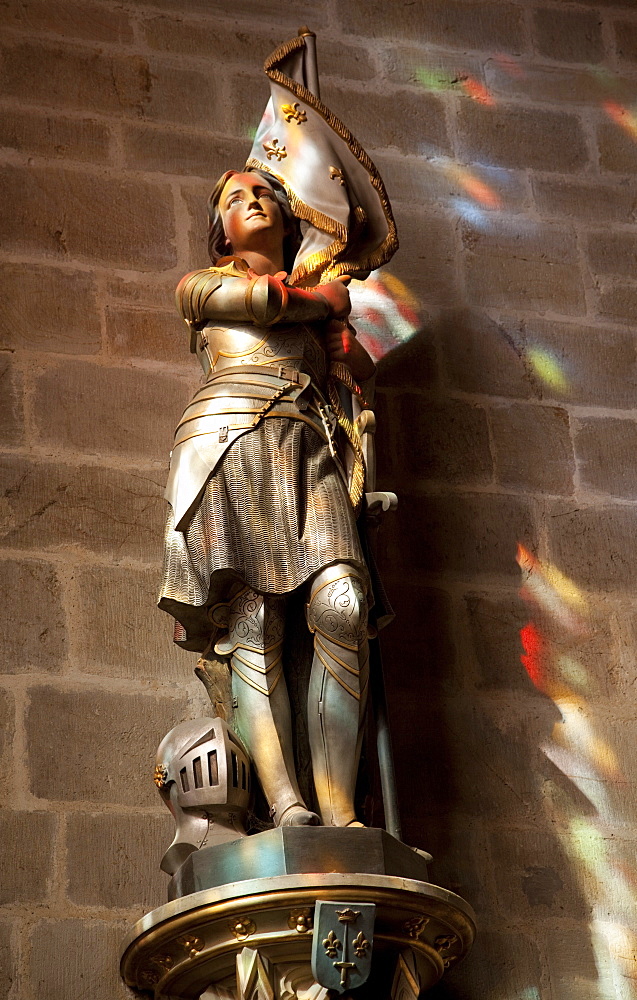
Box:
(158, 259, 367, 652)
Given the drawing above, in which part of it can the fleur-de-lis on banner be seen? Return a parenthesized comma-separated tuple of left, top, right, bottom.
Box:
(329, 165, 346, 185)
(282, 102, 307, 124)
(263, 138, 287, 160)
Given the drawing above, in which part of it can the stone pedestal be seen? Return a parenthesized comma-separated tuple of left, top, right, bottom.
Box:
(120, 829, 475, 998)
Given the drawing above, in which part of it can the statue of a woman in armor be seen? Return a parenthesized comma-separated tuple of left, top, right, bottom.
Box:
(158, 31, 398, 832)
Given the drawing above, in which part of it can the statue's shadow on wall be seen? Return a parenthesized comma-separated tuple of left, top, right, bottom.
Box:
(371, 310, 599, 998)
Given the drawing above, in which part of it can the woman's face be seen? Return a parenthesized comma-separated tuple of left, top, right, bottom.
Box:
(219, 172, 285, 253)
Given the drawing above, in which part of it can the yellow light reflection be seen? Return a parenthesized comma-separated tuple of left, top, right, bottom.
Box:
(517, 544, 588, 634)
(526, 346, 569, 393)
(542, 561, 587, 610)
(556, 654, 589, 693)
(551, 700, 620, 782)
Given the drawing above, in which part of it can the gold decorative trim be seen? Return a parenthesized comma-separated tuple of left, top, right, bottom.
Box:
(329, 165, 346, 185)
(121, 872, 476, 995)
(263, 32, 306, 66)
(230, 916, 256, 941)
(213, 635, 283, 656)
(153, 764, 168, 790)
(244, 275, 259, 324)
(177, 935, 204, 959)
(310, 620, 358, 652)
(315, 646, 360, 700)
(263, 138, 287, 160)
(182, 390, 283, 409)
(435, 934, 459, 951)
(230, 661, 283, 697)
(288, 907, 313, 933)
(315, 634, 360, 676)
(309, 570, 366, 599)
(232, 648, 283, 675)
(404, 915, 429, 940)
(282, 102, 307, 124)
(435, 932, 460, 969)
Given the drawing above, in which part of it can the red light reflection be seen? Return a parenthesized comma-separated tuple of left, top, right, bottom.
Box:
(461, 78, 495, 106)
(446, 164, 502, 209)
(603, 99, 637, 141)
(520, 621, 546, 690)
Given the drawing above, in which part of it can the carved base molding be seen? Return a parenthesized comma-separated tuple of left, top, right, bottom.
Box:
(120, 872, 475, 998)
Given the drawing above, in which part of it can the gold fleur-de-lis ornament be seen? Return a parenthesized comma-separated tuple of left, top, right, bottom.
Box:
(322, 929, 341, 958)
(263, 138, 287, 161)
(282, 102, 307, 124)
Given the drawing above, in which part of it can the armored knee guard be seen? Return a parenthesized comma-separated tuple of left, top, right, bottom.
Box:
(306, 567, 369, 701)
(306, 565, 370, 826)
(213, 587, 285, 696)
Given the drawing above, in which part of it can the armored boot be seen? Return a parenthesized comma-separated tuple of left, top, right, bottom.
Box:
(306, 564, 370, 827)
(215, 587, 318, 827)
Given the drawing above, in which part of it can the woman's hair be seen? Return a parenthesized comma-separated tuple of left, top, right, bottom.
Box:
(207, 168, 302, 272)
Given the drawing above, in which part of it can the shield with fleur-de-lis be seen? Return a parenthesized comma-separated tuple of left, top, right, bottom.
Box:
(311, 901, 375, 994)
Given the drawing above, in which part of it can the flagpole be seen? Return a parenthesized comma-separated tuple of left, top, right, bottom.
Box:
(298, 27, 321, 100)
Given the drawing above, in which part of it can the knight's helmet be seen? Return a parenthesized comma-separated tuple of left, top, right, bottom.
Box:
(154, 717, 250, 875)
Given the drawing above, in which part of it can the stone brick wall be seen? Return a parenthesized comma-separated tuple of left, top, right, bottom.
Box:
(2, 1, 637, 997)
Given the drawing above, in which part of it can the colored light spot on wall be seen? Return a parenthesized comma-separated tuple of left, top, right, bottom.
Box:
(590, 66, 622, 90)
(527, 346, 569, 393)
(517, 545, 589, 635)
(414, 67, 449, 92)
(557, 655, 589, 693)
(450, 198, 493, 231)
(520, 621, 545, 689)
(447, 163, 502, 208)
(603, 100, 637, 141)
(516, 543, 535, 575)
(456, 198, 496, 230)
(544, 563, 587, 610)
(597, 921, 637, 976)
(517, 535, 636, 998)
(519, 989, 541, 1000)
(380, 271, 420, 312)
(461, 77, 495, 105)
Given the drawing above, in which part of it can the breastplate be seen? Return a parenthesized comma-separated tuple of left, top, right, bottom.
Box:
(196, 321, 327, 385)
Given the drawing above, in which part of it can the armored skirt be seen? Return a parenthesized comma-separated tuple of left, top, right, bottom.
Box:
(159, 415, 366, 652)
